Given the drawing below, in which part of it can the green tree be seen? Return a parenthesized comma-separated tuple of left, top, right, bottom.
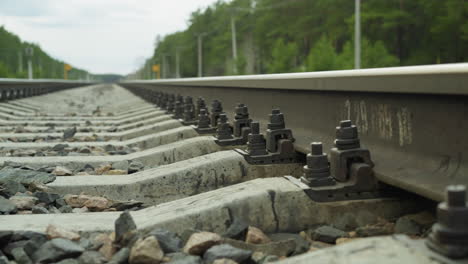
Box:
(137, 0, 468, 77)
(306, 36, 340, 71)
(337, 38, 399, 69)
(0, 61, 13, 78)
(266, 39, 298, 73)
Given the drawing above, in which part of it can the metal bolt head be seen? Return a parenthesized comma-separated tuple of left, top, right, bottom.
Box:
(447, 185, 466, 207)
(251, 122, 260, 134)
(212, 100, 222, 112)
(311, 142, 323, 155)
(340, 120, 352, 128)
(268, 109, 285, 130)
(336, 120, 359, 140)
(219, 114, 228, 123)
(235, 103, 249, 116)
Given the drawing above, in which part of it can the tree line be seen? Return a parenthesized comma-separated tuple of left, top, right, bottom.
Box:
(0, 26, 90, 80)
(136, 0, 467, 79)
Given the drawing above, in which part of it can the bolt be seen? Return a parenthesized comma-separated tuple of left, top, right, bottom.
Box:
(447, 185, 466, 207)
(235, 103, 249, 119)
(197, 109, 210, 129)
(251, 122, 260, 134)
(340, 120, 352, 128)
(184, 96, 193, 104)
(311, 142, 323, 155)
(301, 142, 335, 187)
(247, 121, 267, 156)
(210, 100, 223, 127)
(216, 114, 233, 140)
(427, 184, 468, 259)
(334, 120, 360, 150)
(211, 100, 223, 113)
(268, 108, 285, 130)
(219, 113, 228, 123)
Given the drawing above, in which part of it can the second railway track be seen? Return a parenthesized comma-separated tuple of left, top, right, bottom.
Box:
(0, 64, 467, 263)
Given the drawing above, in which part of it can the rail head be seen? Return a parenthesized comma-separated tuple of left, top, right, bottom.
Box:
(122, 63, 468, 96)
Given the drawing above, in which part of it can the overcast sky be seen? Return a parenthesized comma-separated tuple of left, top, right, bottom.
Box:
(0, 0, 221, 75)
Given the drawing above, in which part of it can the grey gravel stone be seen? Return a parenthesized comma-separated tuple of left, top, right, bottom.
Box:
(394, 212, 435, 236)
(59, 205, 73, 213)
(0, 256, 9, 264)
(0, 196, 17, 214)
(166, 252, 202, 264)
(0, 168, 55, 185)
(10, 231, 47, 244)
(78, 250, 106, 264)
(0, 180, 26, 198)
(104, 145, 117, 152)
(262, 255, 280, 263)
(149, 228, 183, 253)
(223, 238, 295, 257)
(269, 233, 310, 255)
(0, 231, 13, 247)
(203, 244, 252, 264)
(11, 247, 32, 264)
(23, 239, 46, 257)
(115, 211, 137, 243)
(56, 198, 68, 208)
(128, 161, 144, 173)
(32, 206, 49, 214)
(79, 148, 91, 154)
(78, 238, 93, 250)
(34, 192, 61, 205)
(395, 217, 422, 235)
(108, 247, 130, 264)
(63, 127, 77, 140)
(311, 226, 347, 243)
(49, 206, 62, 214)
(2, 240, 28, 256)
(222, 218, 248, 240)
(52, 144, 69, 152)
(111, 200, 143, 211)
(55, 259, 80, 264)
(32, 238, 84, 263)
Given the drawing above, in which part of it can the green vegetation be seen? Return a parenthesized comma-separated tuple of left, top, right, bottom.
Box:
(0, 26, 90, 79)
(140, 0, 468, 78)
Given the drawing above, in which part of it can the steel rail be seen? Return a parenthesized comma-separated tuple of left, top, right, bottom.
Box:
(121, 63, 468, 202)
(0, 78, 93, 101)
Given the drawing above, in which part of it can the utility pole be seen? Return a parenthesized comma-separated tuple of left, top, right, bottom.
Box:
(175, 48, 181, 78)
(231, 15, 238, 74)
(355, 0, 361, 69)
(197, 34, 203, 77)
(25, 47, 33, 79)
(162, 54, 169, 79)
(196, 33, 208, 77)
(147, 63, 151, 79)
(17, 51, 23, 73)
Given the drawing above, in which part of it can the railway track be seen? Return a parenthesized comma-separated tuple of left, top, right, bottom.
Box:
(0, 64, 467, 263)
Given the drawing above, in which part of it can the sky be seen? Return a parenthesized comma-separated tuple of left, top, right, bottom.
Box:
(0, 0, 221, 75)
